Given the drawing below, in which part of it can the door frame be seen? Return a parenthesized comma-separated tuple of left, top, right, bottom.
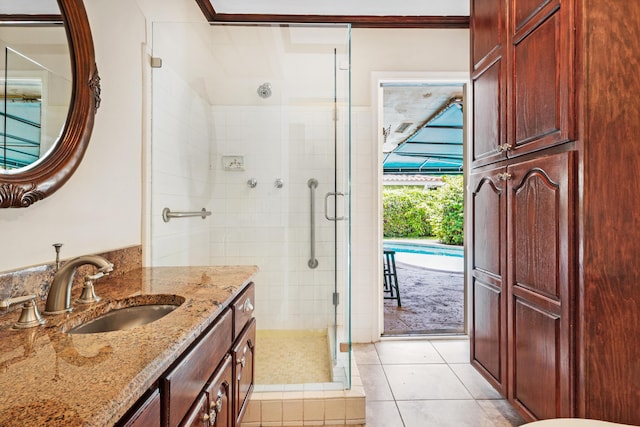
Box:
(372, 70, 471, 338)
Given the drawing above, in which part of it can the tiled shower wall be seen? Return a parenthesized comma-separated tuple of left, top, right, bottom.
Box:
(150, 65, 212, 266)
(148, 25, 374, 341)
(208, 105, 345, 331)
(150, 73, 372, 339)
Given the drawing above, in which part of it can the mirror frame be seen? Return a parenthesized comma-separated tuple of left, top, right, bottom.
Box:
(0, 0, 100, 208)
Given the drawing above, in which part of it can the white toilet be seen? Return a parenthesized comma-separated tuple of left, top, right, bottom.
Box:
(526, 419, 635, 426)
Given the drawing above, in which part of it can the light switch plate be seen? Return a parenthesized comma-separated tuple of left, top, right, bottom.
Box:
(222, 155, 244, 171)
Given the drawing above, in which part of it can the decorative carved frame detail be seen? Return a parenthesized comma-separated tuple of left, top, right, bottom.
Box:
(0, 0, 99, 208)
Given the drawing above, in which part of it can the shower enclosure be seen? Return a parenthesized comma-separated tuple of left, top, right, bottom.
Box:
(148, 23, 352, 390)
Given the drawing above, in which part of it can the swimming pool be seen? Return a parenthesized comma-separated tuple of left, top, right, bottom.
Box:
(383, 241, 464, 258)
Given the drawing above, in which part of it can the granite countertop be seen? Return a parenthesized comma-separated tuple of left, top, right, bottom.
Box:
(0, 265, 258, 427)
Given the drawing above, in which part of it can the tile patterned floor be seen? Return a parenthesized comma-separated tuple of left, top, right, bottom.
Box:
(255, 329, 332, 384)
(354, 338, 527, 427)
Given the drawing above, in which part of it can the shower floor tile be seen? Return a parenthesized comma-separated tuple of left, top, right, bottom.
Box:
(255, 329, 332, 384)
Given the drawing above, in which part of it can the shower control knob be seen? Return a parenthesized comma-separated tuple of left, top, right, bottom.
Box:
(257, 82, 272, 98)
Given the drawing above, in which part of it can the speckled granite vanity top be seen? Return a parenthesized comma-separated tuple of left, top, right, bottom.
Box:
(0, 265, 258, 427)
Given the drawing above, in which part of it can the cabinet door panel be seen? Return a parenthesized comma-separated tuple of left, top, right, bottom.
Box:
(470, 167, 507, 394)
(473, 59, 505, 167)
(507, 151, 575, 420)
(471, 170, 505, 277)
(206, 355, 233, 427)
(472, 278, 504, 388)
(472, 0, 505, 66)
(233, 319, 256, 427)
(513, 0, 555, 30)
(511, 165, 561, 299)
(508, 152, 573, 299)
(511, 8, 573, 155)
(512, 298, 560, 420)
(180, 394, 208, 427)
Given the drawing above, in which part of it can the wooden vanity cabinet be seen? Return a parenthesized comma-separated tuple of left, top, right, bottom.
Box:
(117, 282, 256, 427)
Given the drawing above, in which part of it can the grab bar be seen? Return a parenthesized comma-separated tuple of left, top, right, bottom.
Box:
(307, 178, 319, 269)
(162, 207, 211, 223)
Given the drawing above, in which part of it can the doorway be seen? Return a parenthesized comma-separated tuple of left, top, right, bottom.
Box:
(375, 75, 469, 337)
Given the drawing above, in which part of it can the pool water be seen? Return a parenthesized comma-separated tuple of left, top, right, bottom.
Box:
(383, 241, 464, 258)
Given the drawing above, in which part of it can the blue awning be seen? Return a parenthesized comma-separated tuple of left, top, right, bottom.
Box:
(383, 101, 463, 175)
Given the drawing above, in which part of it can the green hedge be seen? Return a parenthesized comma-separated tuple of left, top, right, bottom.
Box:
(383, 175, 464, 245)
(382, 187, 434, 238)
(430, 176, 464, 245)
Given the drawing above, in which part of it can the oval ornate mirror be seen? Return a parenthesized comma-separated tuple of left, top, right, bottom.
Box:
(0, 0, 99, 208)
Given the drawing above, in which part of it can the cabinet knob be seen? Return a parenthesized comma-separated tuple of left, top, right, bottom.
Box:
(497, 172, 512, 181)
(496, 143, 513, 153)
(242, 298, 254, 313)
(210, 390, 224, 413)
(237, 355, 246, 368)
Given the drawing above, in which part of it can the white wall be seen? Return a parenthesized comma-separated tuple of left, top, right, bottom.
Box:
(0, 0, 145, 273)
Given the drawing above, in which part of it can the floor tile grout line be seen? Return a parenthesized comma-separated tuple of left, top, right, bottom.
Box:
(359, 340, 524, 427)
(375, 342, 408, 427)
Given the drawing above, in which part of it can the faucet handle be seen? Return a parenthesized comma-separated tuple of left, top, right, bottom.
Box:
(76, 275, 102, 305)
(0, 295, 46, 329)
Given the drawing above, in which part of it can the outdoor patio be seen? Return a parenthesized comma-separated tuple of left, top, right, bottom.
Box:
(383, 259, 464, 335)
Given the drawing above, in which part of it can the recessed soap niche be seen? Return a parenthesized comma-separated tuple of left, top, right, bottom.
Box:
(222, 155, 245, 171)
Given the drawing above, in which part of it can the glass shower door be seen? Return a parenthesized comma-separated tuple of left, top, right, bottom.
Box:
(150, 23, 352, 388)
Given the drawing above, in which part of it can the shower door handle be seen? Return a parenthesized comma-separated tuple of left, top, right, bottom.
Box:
(324, 192, 345, 221)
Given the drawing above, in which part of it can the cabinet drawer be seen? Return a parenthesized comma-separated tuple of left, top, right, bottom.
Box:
(164, 309, 233, 427)
(120, 388, 161, 427)
(233, 318, 256, 426)
(232, 283, 255, 339)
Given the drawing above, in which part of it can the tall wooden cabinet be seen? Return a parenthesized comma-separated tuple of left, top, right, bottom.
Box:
(470, 0, 640, 424)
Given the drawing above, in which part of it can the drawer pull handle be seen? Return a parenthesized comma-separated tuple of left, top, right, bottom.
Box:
(207, 389, 225, 424)
(242, 298, 254, 313)
(215, 391, 224, 412)
(497, 172, 512, 181)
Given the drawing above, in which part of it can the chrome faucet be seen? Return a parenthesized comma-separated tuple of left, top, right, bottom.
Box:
(44, 255, 114, 315)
